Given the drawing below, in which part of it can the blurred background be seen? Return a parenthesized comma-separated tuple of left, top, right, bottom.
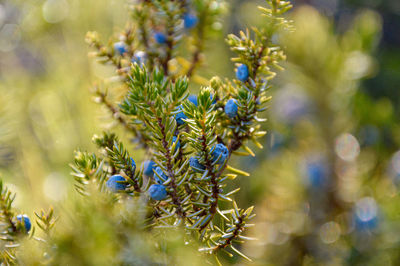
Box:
(1, 0, 400, 264)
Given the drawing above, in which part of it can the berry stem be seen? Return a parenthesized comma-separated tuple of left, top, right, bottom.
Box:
(161, 7, 176, 77)
(186, 3, 210, 78)
(96, 89, 150, 149)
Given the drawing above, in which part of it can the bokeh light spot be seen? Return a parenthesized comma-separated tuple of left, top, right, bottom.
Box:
(0, 4, 5, 27)
(335, 133, 360, 161)
(344, 51, 372, 79)
(272, 84, 310, 124)
(355, 197, 377, 222)
(42, 0, 69, 24)
(319, 221, 341, 244)
(43, 173, 67, 201)
(390, 150, 400, 175)
(0, 24, 21, 52)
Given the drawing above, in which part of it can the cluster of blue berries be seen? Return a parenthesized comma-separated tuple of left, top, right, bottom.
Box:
(114, 43, 147, 66)
(16, 214, 31, 232)
(114, 12, 199, 59)
(181, 65, 246, 121)
(152, 12, 197, 46)
(143, 160, 168, 185)
(143, 160, 168, 201)
(106, 156, 168, 201)
(154, 166, 167, 184)
(106, 157, 136, 192)
(150, 166, 167, 200)
(189, 143, 229, 172)
(176, 94, 218, 126)
(188, 94, 217, 106)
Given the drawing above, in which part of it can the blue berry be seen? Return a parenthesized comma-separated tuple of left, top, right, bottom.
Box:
(154, 32, 167, 44)
(175, 106, 187, 125)
(189, 156, 206, 173)
(106, 175, 127, 192)
(188, 95, 198, 106)
(183, 13, 198, 29)
(143, 160, 156, 177)
(236, 64, 249, 82)
(114, 41, 127, 55)
(172, 136, 180, 150)
(189, 94, 216, 106)
(154, 166, 167, 184)
(132, 50, 147, 66)
(306, 161, 327, 187)
(17, 214, 31, 232)
(225, 99, 238, 118)
(149, 184, 167, 201)
(130, 157, 136, 173)
(211, 143, 229, 164)
(210, 94, 217, 104)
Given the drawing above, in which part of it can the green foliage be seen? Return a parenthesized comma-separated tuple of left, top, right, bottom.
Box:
(4, 0, 400, 265)
(0, 180, 18, 264)
(76, 0, 291, 262)
(0, 0, 292, 264)
(35, 208, 57, 236)
(71, 151, 108, 195)
(0, 180, 58, 265)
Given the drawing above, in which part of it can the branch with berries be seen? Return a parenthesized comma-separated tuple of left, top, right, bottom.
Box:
(0, 0, 292, 264)
(0, 180, 57, 265)
(74, 0, 293, 262)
